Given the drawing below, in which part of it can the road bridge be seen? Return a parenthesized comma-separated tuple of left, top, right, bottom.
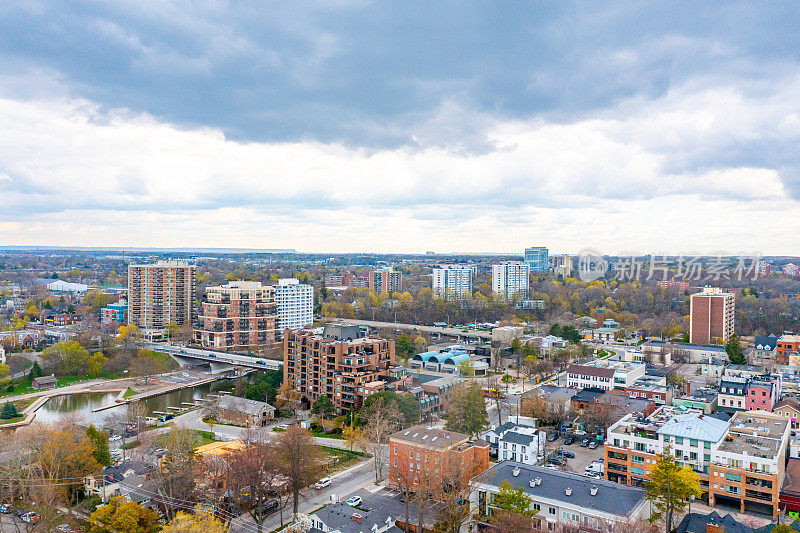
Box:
(143, 342, 283, 372)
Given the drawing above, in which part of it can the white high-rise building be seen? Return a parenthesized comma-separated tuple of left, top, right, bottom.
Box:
(492, 261, 530, 299)
(432, 265, 473, 300)
(274, 278, 314, 333)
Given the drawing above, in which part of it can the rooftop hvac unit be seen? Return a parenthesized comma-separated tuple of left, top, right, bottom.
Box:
(565, 488, 572, 496)
(590, 486, 598, 496)
(512, 468, 520, 477)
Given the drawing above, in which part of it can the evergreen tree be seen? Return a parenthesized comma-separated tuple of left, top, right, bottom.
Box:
(28, 361, 44, 381)
(726, 334, 746, 365)
(86, 424, 112, 466)
(1, 402, 18, 419)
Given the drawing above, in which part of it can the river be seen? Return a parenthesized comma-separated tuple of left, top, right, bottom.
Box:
(32, 376, 250, 427)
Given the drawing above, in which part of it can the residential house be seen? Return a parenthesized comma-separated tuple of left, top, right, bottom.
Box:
(520, 385, 577, 413)
(675, 511, 773, 533)
(753, 335, 778, 359)
(32, 375, 57, 390)
(565, 361, 645, 391)
(746, 379, 780, 412)
(717, 378, 748, 414)
(84, 461, 151, 502)
(309, 500, 401, 533)
(472, 463, 651, 531)
(700, 357, 726, 378)
(776, 335, 800, 364)
(214, 395, 275, 427)
(481, 422, 545, 465)
(774, 399, 800, 429)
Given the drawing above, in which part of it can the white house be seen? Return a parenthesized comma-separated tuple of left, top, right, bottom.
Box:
(472, 463, 651, 531)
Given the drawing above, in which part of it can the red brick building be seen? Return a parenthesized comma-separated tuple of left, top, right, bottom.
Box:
(689, 287, 735, 344)
(283, 329, 396, 413)
(389, 426, 489, 491)
(195, 281, 277, 354)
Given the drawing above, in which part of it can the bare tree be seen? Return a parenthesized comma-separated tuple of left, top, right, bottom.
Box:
(363, 397, 400, 483)
(153, 426, 200, 521)
(276, 425, 322, 516)
(226, 434, 282, 533)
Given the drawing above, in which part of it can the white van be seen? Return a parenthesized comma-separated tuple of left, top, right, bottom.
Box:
(314, 476, 332, 489)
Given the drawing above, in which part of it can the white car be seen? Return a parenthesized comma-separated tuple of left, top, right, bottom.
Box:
(109, 435, 122, 442)
(314, 477, 332, 489)
(273, 424, 290, 431)
(346, 496, 362, 507)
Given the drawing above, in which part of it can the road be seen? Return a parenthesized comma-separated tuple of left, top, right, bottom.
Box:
(143, 342, 283, 371)
(331, 319, 492, 341)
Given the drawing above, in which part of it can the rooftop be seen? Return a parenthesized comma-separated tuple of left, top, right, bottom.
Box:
(717, 411, 789, 458)
(475, 462, 647, 518)
(390, 425, 470, 450)
(609, 405, 729, 443)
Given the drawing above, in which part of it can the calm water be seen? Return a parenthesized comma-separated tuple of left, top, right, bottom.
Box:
(32, 377, 247, 427)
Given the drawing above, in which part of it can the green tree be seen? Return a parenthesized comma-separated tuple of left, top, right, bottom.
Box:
(396, 333, 414, 356)
(41, 340, 90, 375)
(88, 496, 160, 533)
(561, 325, 581, 343)
(395, 392, 421, 427)
(492, 479, 536, 515)
(1, 402, 18, 419)
(459, 358, 475, 377)
(444, 382, 489, 438)
(161, 508, 228, 533)
(86, 424, 112, 466)
(312, 394, 335, 417)
(645, 451, 702, 533)
(88, 352, 109, 378)
(510, 337, 522, 353)
(548, 323, 562, 337)
(28, 361, 44, 381)
(725, 334, 746, 365)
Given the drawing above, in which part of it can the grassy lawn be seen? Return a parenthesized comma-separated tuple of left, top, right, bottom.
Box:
(0, 374, 125, 399)
(0, 396, 39, 425)
(318, 445, 367, 475)
(0, 415, 25, 425)
(154, 429, 219, 448)
(123, 388, 138, 398)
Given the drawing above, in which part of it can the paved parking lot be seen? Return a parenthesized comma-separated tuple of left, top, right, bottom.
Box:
(544, 435, 604, 474)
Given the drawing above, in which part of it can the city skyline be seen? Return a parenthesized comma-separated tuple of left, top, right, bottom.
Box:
(2, 3, 800, 253)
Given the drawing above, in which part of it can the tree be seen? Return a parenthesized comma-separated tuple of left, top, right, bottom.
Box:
(548, 323, 562, 337)
(28, 361, 44, 381)
(153, 427, 200, 521)
(41, 340, 90, 375)
(492, 479, 536, 515)
(162, 508, 228, 533)
(581, 403, 616, 438)
(445, 381, 489, 438)
(275, 382, 302, 416)
(227, 435, 283, 533)
(88, 352, 109, 378)
(519, 395, 547, 421)
(510, 337, 522, 354)
(130, 349, 174, 384)
(86, 425, 112, 467)
(459, 358, 476, 377)
(276, 425, 321, 516)
(645, 451, 702, 533)
(116, 325, 142, 357)
(343, 424, 368, 453)
(312, 395, 335, 418)
(726, 334, 746, 365)
(88, 496, 160, 533)
(1, 402, 18, 419)
(363, 396, 400, 482)
(666, 372, 688, 395)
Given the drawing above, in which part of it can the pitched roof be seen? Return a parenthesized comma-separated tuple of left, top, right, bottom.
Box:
(676, 512, 773, 533)
(657, 412, 729, 442)
(312, 501, 400, 533)
(475, 462, 647, 518)
(754, 335, 778, 350)
(566, 364, 614, 378)
(217, 394, 275, 415)
(500, 431, 537, 446)
(774, 399, 800, 412)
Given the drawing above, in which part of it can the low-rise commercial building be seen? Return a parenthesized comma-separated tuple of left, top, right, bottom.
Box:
(566, 361, 646, 391)
(605, 406, 791, 517)
(472, 463, 651, 530)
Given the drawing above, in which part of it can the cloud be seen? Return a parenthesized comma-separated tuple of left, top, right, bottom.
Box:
(0, 68, 799, 253)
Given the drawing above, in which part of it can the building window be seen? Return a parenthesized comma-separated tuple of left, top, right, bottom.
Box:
(548, 507, 556, 516)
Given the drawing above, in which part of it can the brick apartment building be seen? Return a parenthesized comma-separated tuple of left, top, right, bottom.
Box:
(283, 328, 396, 413)
(689, 287, 735, 344)
(605, 406, 790, 518)
(776, 335, 800, 364)
(389, 426, 490, 490)
(194, 281, 278, 354)
(127, 260, 196, 337)
(369, 267, 402, 294)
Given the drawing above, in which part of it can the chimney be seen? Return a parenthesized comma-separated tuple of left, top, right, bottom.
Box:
(707, 523, 724, 533)
(512, 467, 520, 477)
(352, 513, 363, 524)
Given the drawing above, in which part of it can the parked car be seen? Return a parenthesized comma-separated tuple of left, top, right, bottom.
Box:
(346, 496, 362, 507)
(109, 435, 122, 442)
(548, 456, 564, 465)
(588, 440, 599, 449)
(261, 499, 279, 514)
(273, 424, 290, 431)
(0, 504, 14, 514)
(314, 476, 332, 489)
(563, 436, 575, 445)
(546, 433, 558, 442)
(21, 512, 40, 523)
(580, 438, 590, 447)
(560, 451, 575, 458)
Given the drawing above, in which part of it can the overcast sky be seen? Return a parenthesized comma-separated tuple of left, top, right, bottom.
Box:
(1, 2, 799, 255)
